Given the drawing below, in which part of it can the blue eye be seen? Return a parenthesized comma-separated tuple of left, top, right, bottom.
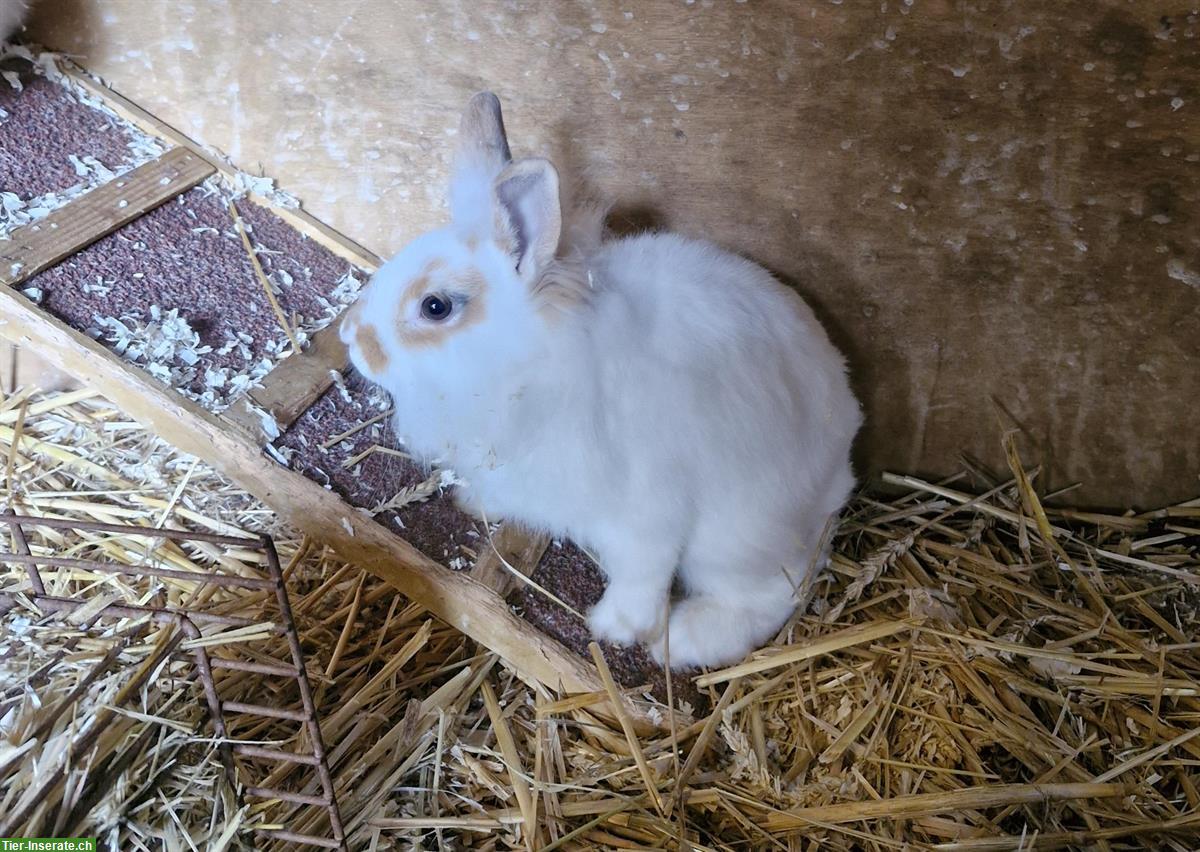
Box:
(421, 294, 453, 321)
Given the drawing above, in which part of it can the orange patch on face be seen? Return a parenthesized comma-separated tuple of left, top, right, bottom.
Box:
(394, 263, 489, 349)
(355, 323, 389, 373)
(393, 259, 445, 325)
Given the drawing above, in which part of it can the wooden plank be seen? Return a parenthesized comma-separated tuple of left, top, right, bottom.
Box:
(61, 63, 383, 273)
(225, 320, 350, 438)
(470, 524, 551, 597)
(0, 148, 214, 286)
(0, 284, 642, 720)
(249, 322, 350, 427)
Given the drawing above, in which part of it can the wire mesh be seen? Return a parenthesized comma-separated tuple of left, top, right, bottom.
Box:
(0, 510, 346, 850)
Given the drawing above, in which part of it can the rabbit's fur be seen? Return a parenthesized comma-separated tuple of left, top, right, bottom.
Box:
(342, 93, 861, 668)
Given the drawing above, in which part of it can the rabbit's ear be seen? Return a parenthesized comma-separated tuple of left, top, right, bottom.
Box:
(455, 92, 512, 172)
(493, 158, 561, 282)
(450, 92, 512, 230)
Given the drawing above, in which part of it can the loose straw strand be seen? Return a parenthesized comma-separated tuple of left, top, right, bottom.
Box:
(229, 200, 302, 354)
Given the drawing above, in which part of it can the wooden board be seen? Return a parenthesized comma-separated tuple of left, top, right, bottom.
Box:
(469, 524, 551, 597)
(0, 148, 214, 287)
(225, 322, 351, 439)
(52, 61, 387, 445)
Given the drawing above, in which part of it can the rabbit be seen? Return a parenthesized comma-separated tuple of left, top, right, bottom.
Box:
(0, 0, 33, 44)
(340, 92, 862, 669)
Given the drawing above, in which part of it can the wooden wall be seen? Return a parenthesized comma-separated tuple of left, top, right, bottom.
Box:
(29, 1, 1200, 509)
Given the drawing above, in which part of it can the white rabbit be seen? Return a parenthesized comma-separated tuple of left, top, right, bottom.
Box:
(0, 0, 33, 44)
(341, 93, 862, 668)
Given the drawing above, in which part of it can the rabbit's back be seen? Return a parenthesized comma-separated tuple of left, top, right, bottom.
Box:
(583, 232, 860, 495)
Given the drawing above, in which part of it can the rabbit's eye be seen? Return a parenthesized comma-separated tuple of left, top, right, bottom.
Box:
(420, 294, 453, 321)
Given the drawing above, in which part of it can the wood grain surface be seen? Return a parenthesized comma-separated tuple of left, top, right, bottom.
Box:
(28, 1, 1200, 507)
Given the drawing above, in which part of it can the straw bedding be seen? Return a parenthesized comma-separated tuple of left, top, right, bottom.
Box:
(1, 386, 1198, 850)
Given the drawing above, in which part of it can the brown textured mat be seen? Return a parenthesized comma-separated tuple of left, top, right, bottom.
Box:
(1, 57, 155, 200)
(276, 373, 483, 567)
(23, 186, 357, 408)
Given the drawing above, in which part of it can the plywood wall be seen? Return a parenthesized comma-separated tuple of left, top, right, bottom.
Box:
(28, 1, 1200, 509)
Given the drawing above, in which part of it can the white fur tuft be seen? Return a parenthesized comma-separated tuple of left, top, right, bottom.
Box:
(448, 160, 503, 238)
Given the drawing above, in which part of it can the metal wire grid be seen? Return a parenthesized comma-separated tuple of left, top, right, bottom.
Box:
(0, 511, 347, 850)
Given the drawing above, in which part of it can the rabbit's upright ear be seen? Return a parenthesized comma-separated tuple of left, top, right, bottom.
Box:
(493, 158, 561, 282)
(448, 92, 562, 281)
(450, 92, 512, 232)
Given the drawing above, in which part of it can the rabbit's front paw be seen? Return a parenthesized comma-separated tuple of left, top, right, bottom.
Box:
(587, 584, 664, 646)
(654, 595, 761, 669)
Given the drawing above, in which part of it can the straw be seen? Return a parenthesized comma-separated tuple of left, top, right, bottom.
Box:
(1, 386, 1197, 849)
(228, 200, 302, 354)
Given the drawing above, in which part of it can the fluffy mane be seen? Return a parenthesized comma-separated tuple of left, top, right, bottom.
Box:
(530, 182, 610, 317)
